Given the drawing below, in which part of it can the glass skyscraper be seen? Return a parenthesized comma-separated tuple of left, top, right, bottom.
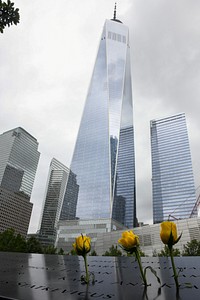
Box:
(39, 158, 71, 245)
(150, 113, 197, 224)
(61, 12, 136, 227)
(0, 127, 40, 197)
(0, 127, 40, 235)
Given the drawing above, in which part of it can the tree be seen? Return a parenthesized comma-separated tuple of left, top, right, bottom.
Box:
(0, 228, 27, 252)
(43, 245, 57, 254)
(182, 239, 200, 256)
(90, 250, 98, 256)
(26, 236, 43, 254)
(0, 228, 17, 251)
(70, 248, 77, 255)
(0, 0, 20, 33)
(103, 245, 122, 257)
(14, 233, 27, 252)
(154, 245, 181, 257)
(58, 248, 64, 255)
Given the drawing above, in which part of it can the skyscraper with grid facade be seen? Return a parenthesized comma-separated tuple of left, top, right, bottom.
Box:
(39, 158, 78, 245)
(0, 127, 40, 197)
(0, 127, 40, 235)
(150, 113, 197, 224)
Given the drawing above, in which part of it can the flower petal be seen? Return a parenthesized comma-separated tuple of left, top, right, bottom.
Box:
(118, 230, 139, 252)
(160, 221, 179, 246)
(73, 235, 91, 256)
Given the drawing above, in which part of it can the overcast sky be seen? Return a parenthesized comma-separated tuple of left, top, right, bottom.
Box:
(1, 0, 200, 233)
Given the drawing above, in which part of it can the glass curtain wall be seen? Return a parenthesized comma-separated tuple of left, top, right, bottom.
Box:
(151, 113, 197, 223)
(61, 18, 136, 228)
(0, 127, 40, 197)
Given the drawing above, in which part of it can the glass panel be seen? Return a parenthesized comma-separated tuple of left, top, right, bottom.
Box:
(61, 20, 136, 228)
(151, 113, 197, 223)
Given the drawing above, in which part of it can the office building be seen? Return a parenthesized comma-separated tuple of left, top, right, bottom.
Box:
(39, 158, 79, 245)
(61, 8, 136, 228)
(56, 218, 126, 253)
(0, 127, 40, 235)
(95, 217, 200, 256)
(150, 113, 197, 223)
(0, 127, 40, 197)
(39, 158, 69, 245)
(0, 187, 33, 237)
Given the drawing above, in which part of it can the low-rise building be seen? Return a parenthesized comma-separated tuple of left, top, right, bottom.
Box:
(56, 218, 127, 253)
(56, 217, 200, 256)
(95, 217, 200, 256)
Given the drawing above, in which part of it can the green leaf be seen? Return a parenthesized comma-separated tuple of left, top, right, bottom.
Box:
(174, 232, 182, 245)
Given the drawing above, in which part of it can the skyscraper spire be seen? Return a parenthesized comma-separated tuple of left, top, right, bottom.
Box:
(113, 2, 117, 20)
(111, 2, 122, 23)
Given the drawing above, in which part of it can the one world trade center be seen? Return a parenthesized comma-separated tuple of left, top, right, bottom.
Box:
(60, 7, 136, 228)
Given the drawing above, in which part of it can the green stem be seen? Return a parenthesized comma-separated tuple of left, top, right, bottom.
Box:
(135, 248, 147, 286)
(83, 255, 89, 284)
(169, 246, 179, 290)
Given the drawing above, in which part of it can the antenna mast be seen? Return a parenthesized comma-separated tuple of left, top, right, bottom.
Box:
(113, 2, 117, 20)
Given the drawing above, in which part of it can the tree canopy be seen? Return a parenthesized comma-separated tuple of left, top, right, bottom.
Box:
(182, 239, 200, 256)
(0, 228, 27, 252)
(103, 245, 122, 257)
(26, 236, 43, 254)
(0, 229, 61, 254)
(153, 245, 181, 257)
(0, 0, 20, 33)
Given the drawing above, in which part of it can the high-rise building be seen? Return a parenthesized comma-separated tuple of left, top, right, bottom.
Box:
(0, 127, 40, 197)
(59, 170, 79, 221)
(0, 127, 40, 235)
(0, 187, 33, 237)
(39, 158, 69, 245)
(39, 158, 79, 245)
(150, 113, 197, 224)
(61, 8, 136, 228)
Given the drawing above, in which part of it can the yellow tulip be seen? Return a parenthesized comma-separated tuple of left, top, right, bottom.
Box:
(160, 221, 180, 246)
(160, 221, 182, 290)
(73, 234, 91, 256)
(118, 230, 139, 253)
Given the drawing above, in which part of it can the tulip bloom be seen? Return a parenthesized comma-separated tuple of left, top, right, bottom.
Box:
(118, 231, 160, 287)
(73, 234, 91, 284)
(73, 235, 91, 256)
(160, 221, 180, 247)
(118, 230, 139, 254)
(160, 221, 182, 290)
(118, 231, 148, 286)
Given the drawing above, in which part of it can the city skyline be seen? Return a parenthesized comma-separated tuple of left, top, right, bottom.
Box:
(1, 1, 200, 233)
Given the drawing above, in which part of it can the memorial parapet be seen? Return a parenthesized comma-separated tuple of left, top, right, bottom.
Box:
(0, 252, 199, 299)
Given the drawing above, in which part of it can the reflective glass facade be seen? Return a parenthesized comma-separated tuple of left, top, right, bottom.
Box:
(62, 19, 136, 227)
(150, 113, 197, 223)
(0, 127, 40, 197)
(39, 158, 71, 245)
